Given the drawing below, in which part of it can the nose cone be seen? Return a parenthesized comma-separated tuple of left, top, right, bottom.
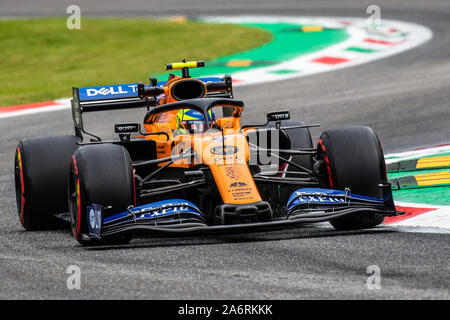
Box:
(197, 132, 262, 205)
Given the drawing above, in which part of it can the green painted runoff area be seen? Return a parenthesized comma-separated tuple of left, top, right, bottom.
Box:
(159, 23, 349, 79)
(388, 152, 450, 206)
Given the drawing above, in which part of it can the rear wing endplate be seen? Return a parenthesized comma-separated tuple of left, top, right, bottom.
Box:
(71, 85, 151, 140)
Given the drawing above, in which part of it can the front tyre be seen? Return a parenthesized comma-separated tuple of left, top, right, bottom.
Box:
(69, 144, 136, 246)
(318, 126, 387, 230)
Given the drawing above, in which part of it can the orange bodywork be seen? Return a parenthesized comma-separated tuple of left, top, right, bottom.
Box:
(140, 75, 262, 205)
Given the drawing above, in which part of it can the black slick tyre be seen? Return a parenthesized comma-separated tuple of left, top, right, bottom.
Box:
(15, 135, 80, 230)
(317, 126, 387, 230)
(69, 144, 135, 246)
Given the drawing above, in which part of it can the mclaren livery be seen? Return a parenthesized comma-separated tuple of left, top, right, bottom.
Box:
(14, 61, 400, 246)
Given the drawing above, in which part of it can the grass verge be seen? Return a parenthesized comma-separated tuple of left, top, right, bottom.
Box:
(0, 17, 271, 107)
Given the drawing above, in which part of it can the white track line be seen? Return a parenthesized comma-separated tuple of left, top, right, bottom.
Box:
(384, 146, 450, 234)
(0, 99, 71, 119)
(383, 202, 450, 234)
(385, 145, 450, 163)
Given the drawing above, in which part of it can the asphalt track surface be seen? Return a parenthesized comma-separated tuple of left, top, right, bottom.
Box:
(0, 0, 449, 299)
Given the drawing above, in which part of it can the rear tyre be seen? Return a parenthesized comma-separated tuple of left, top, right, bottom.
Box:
(318, 126, 387, 230)
(69, 144, 135, 246)
(14, 135, 80, 230)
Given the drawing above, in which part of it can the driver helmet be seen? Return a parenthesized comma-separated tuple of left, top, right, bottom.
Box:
(176, 108, 215, 133)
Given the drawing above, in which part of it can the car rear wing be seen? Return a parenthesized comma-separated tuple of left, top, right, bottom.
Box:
(71, 76, 233, 140)
(71, 85, 150, 140)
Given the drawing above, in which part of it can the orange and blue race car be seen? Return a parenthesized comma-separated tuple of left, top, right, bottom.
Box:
(14, 61, 400, 246)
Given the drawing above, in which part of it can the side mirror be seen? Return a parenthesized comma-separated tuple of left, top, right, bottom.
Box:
(114, 122, 140, 133)
(266, 110, 290, 122)
(115, 123, 140, 142)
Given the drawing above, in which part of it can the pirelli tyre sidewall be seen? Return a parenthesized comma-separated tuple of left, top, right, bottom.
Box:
(15, 135, 80, 230)
(318, 126, 387, 230)
(69, 144, 135, 246)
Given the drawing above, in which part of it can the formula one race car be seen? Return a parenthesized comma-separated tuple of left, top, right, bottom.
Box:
(14, 61, 400, 246)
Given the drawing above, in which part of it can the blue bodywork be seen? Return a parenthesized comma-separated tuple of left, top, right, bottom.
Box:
(287, 188, 388, 207)
(104, 199, 204, 224)
(286, 187, 391, 216)
(86, 204, 102, 239)
(85, 189, 395, 239)
(78, 77, 222, 101)
(87, 199, 205, 238)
